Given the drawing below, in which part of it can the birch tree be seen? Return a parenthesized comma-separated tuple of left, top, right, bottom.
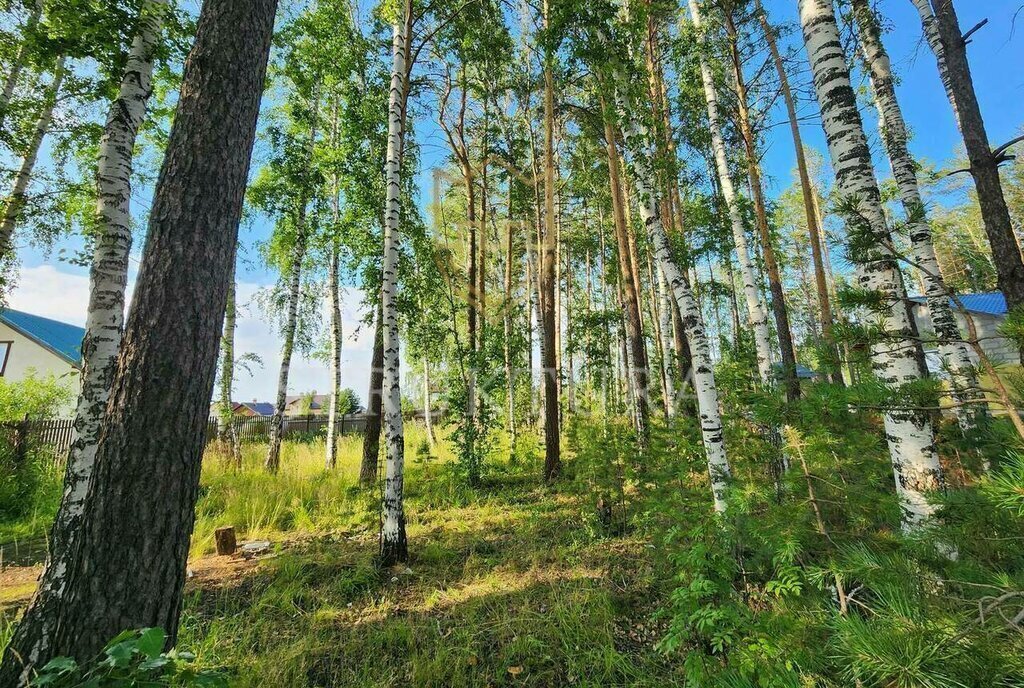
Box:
(0, 55, 64, 286)
(686, 0, 773, 388)
(379, 0, 413, 565)
(262, 81, 321, 474)
(594, 11, 730, 512)
(798, 0, 942, 530)
(851, 0, 985, 430)
(60, 0, 165, 551)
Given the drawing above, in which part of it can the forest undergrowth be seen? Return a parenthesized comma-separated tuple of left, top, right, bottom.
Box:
(4, 401, 1024, 687)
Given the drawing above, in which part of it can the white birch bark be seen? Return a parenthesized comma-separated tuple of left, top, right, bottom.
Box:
(380, 4, 410, 564)
(800, 0, 942, 530)
(65, 0, 164, 522)
(0, 0, 43, 130)
(423, 355, 435, 446)
(687, 0, 774, 387)
(609, 64, 731, 513)
(13, 8, 162, 674)
(658, 265, 677, 417)
(852, 0, 984, 431)
(325, 238, 343, 469)
(265, 89, 319, 474)
(0, 55, 65, 272)
(218, 272, 241, 467)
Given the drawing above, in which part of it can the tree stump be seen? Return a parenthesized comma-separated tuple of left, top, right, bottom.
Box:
(214, 526, 237, 556)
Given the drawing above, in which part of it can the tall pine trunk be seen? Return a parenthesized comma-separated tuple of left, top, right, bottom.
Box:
(725, 9, 800, 403)
(0, 0, 276, 680)
(918, 0, 1024, 333)
(541, 0, 560, 480)
(503, 187, 517, 459)
(852, 0, 985, 429)
(379, 0, 412, 565)
(799, 0, 942, 530)
(602, 103, 650, 444)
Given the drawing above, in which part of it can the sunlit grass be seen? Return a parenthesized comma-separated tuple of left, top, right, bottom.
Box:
(191, 422, 451, 557)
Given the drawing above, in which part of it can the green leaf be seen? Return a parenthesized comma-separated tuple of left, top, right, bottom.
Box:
(136, 627, 166, 659)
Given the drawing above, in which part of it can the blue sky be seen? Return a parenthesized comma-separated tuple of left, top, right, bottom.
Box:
(7, 0, 1023, 404)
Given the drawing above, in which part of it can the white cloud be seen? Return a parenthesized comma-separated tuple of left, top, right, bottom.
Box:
(9, 264, 93, 325)
(8, 265, 378, 406)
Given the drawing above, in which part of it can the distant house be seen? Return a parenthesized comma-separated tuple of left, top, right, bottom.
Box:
(284, 393, 330, 416)
(909, 292, 1018, 366)
(0, 309, 83, 415)
(233, 401, 275, 417)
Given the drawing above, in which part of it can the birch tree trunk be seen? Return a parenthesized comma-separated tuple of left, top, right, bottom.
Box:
(59, 0, 165, 582)
(909, 0, 960, 128)
(658, 266, 677, 416)
(607, 60, 730, 513)
(379, 0, 411, 565)
(325, 238, 343, 469)
(423, 355, 435, 446)
(919, 0, 1024, 333)
(799, 0, 942, 530)
(325, 105, 344, 470)
(755, 0, 844, 386)
(265, 90, 320, 474)
(725, 10, 800, 403)
(0, 0, 42, 131)
(687, 0, 773, 387)
(218, 274, 241, 468)
(0, 55, 64, 280)
(265, 208, 310, 473)
(852, 0, 985, 429)
(0, 0, 276, 679)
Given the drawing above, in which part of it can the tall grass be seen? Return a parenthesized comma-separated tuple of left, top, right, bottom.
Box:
(191, 422, 450, 557)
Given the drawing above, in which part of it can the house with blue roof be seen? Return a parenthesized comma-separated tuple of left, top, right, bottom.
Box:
(908, 292, 1018, 366)
(0, 308, 84, 414)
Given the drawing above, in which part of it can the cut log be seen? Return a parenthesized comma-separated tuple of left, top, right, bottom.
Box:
(214, 526, 236, 556)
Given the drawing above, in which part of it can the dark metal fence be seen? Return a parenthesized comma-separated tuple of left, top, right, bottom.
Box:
(203, 413, 371, 444)
(3, 410, 445, 458)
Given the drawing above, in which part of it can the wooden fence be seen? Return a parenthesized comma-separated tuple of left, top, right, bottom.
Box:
(0, 417, 74, 461)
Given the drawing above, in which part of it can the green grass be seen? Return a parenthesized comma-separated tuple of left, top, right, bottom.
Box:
(175, 421, 679, 686)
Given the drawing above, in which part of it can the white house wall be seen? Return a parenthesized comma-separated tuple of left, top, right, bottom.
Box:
(911, 304, 1017, 365)
(0, 321, 80, 415)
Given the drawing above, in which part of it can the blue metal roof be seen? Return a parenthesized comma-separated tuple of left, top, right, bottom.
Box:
(909, 292, 1007, 317)
(0, 309, 84, 366)
(239, 402, 275, 416)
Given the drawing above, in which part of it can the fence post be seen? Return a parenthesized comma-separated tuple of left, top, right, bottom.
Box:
(13, 413, 29, 465)
(340, 414, 345, 435)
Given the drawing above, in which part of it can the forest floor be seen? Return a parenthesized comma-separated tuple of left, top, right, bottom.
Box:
(0, 423, 684, 687)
